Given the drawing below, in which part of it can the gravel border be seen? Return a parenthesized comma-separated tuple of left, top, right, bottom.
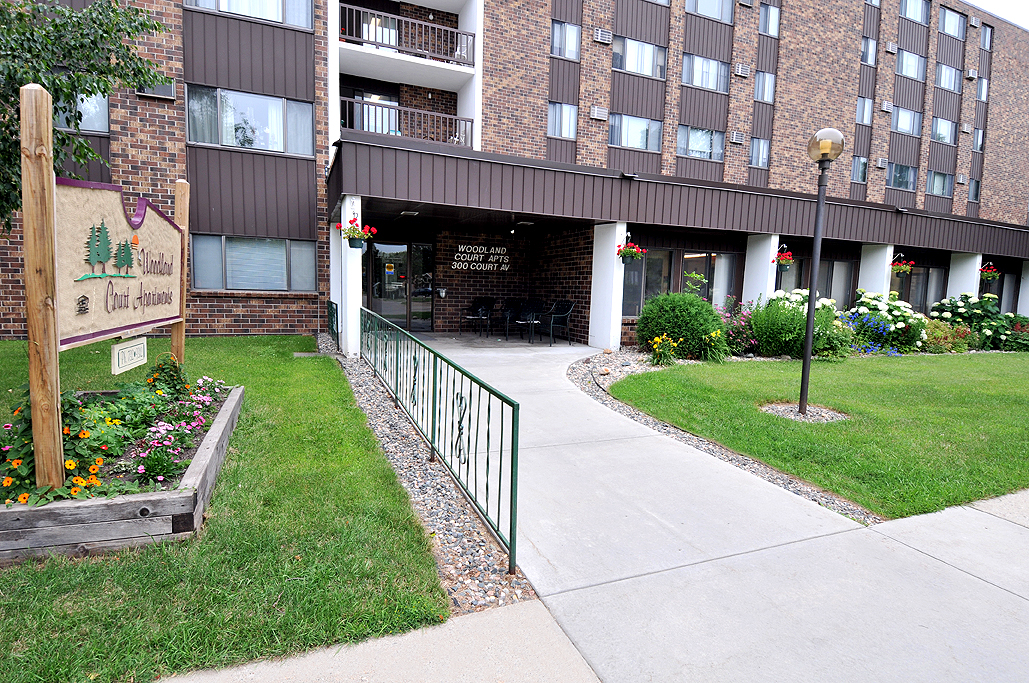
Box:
(760, 402, 849, 423)
(567, 348, 885, 526)
(315, 334, 537, 616)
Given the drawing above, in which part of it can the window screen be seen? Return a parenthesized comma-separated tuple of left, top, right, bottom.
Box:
(290, 240, 317, 291)
(225, 238, 287, 290)
(187, 85, 219, 144)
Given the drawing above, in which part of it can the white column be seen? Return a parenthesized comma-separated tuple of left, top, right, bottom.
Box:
(340, 195, 363, 357)
(858, 243, 894, 296)
(328, 0, 340, 150)
(458, 0, 485, 151)
(588, 221, 627, 350)
(741, 233, 779, 306)
(947, 252, 983, 298)
(329, 210, 343, 351)
(1018, 261, 1029, 316)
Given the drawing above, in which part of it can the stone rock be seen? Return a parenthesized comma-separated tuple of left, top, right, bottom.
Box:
(603, 348, 613, 354)
(599, 368, 611, 375)
(745, 353, 755, 358)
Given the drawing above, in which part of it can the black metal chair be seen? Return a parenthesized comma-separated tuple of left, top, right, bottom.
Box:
(500, 299, 526, 341)
(511, 299, 547, 343)
(460, 296, 496, 336)
(542, 300, 575, 346)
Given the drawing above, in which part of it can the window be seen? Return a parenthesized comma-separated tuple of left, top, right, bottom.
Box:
(891, 106, 922, 135)
(856, 97, 873, 125)
(861, 37, 877, 66)
(981, 25, 993, 50)
(814, 260, 857, 309)
(749, 138, 770, 168)
(683, 54, 730, 93)
(754, 71, 775, 103)
(677, 125, 725, 160)
(613, 36, 667, 79)
(926, 170, 954, 197)
(547, 102, 577, 139)
(759, 4, 780, 37)
(896, 50, 927, 81)
(191, 235, 316, 291)
(851, 156, 868, 183)
(973, 128, 985, 152)
(969, 178, 981, 202)
(609, 113, 662, 151)
(886, 162, 917, 191)
(931, 117, 957, 145)
(551, 20, 581, 60)
(185, 0, 312, 29)
(935, 63, 962, 92)
(188, 85, 314, 155)
(939, 8, 966, 40)
(900, 0, 929, 25)
(866, 0, 880, 5)
(685, 0, 732, 23)
(977, 77, 989, 101)
(56, 93, 110, 133)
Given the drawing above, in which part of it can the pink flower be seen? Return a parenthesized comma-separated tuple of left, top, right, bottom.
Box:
(156, 476, 164, 481)
(3, 424, 11, 429)
(137, 465, 146, 473)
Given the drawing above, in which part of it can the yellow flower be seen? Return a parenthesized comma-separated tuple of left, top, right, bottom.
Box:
(2, 477, 12, 487)
(105, 418, 112, 425)
(72, 476, 86, 486)
(65, 459, 76, 470)
(156, 390, 164, 396)
(70, 487, 81, 496)
(17, 492, 29, 504)
(113, 419, 122, 425)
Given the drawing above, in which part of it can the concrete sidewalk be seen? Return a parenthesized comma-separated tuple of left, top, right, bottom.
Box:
(426, 336, 1029, 682)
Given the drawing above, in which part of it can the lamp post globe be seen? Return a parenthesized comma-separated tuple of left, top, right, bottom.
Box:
(798, 128, 845, 415)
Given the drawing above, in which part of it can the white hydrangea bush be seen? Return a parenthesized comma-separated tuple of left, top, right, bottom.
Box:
(844, 290, 928, 353)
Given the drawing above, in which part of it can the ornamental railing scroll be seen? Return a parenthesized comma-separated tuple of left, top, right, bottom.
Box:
(359, 307, 519, 574)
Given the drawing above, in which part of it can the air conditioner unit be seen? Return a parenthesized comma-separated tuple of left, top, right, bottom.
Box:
(886, 42, 898, 54)
(590, 105, 609, 121)
(729, 131, 747, 144)
(957, 174, 968, 184)
(961, 122, 973, 134)
(966, 68, 978, 80)
(734, 63, 751, 77)
(881, 100, 894, 112)
(738, 0, 753, 6)
(594, 28, 613, 44)
(970, 16, 981, 27)
(876, 158, 889, 169)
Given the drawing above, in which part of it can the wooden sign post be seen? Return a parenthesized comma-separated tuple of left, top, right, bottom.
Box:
(171, 180, 189, 363)
(20, 84, 65, 490)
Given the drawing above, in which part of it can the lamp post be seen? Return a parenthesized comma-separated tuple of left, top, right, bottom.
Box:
(798, 128, 845, 415)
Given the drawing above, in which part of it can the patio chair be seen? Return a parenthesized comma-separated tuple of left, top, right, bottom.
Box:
(542, 299, 575, 346)
(511, 298, 547, 343)
(499, 298, 525, 341)
(460, 296, 495, 336)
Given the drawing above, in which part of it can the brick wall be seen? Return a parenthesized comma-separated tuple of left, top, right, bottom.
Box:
(659, 0, 686, 176)
(621, 317, 637, 347)
(576, 0, 615, 167)
(481, 0, 548, 158)
(184, 291, 321, 336)
(722, 3, 755, 186)
(399, 2, 458, 28)
(400, 85, 458, 115)
(532, 224, 593, 344)
(0, 231, 26, 339)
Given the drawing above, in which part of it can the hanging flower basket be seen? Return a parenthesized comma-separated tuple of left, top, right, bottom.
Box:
(891, 260, 914, 278)
(337, 217, 377, 248)
(617, 242, 646, 264)
(773, 250, 793, 272)
(980, 263, 1001, 281)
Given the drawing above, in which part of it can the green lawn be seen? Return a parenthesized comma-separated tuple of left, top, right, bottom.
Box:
(0, 336, 447, 683)
(609, 354, 1029, 519)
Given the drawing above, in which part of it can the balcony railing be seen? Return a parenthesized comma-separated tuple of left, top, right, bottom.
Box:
(340, 3, 475, 67)
(341, 97, 473, 147)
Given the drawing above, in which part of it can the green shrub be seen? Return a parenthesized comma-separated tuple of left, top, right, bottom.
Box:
(923, 319, 972, 354)
(1003, 319, 1029, 352)
(636, 293, 728, 361)
(749, 290, 848, 359)
(930, 293, 1017, 349)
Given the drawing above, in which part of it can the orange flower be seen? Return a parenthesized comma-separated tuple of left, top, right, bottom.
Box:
(63, 426, 70, 435)
(17, 493, 29, 504)
(10, 460, 21, 468)
(64, 459, 76, 470)
(147, 378, 154, 384)
(95, 458, 104, 466)
(89, 465, 99, 474)
(78, 430, 90, 439)
(13, 407, 21, 416)
(2, 477, 12, 487)
(70, 487, 81, 495)
(86, 476, 100, 486)
(72, 476, 86, 486)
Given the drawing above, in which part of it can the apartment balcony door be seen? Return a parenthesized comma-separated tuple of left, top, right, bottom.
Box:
(366, 242, 434, 331)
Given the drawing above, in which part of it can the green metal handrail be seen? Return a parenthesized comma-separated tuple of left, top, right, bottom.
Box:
(360, 308, 519, 574)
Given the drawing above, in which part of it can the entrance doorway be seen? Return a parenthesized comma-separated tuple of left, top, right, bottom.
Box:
(365, 242, 434, 331)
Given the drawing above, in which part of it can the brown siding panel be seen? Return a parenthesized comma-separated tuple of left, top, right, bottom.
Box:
(859, 64, 877, 98)
(552, 0, 582, 24)
(752, 102, 774, 139)
(546, 137, 577, 164)
(549, 57, 581, 104)
(610, 71, 666, 119)
(679, 87, 729, 130)
(893, 75, 925, 112)
(187, 146, 317, 239)
(853, 124, 873, 156)
(614, 0, 670, 46)
(889, 133, 921, 166)
(936, 34, 965, 68)
(927, 141, 958, 172)
(897, 18, 929, 56)
(675, 157, 724, 182)
(682, 13, 733, 63)
(184, 9, 315, 101)
(748, 167, 769, 188)
(975, 100, 988, 128)
(979, 49, 992, 79)
(608, 147, 661, 175)
(755, 35, 778, 73)
(61, 135, 112, 184)
(885, 187, 917, 209)
(924, 194, 953, 215)
(967, 202, 980, 218)
(970, 151, 984, 178)
(863, 4, 880, 40)
(850, 183, 868, 201)
(933, 87, 962, 121)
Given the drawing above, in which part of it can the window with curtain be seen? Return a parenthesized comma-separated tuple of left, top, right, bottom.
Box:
(185, 0, 312, 29)
(613, 36, 667, 79)
(861, 37, 877, 66)
(891, 106, 922, 135)
(935, 63, 962, 93)
(749, 138, 770, 168)
(939, 7, 966, 40)
(187, 85, 315, 155)
(981, 25, 993, 50)
(926, 171, 954, 197)
(551, 20, 581, 60)
(677, 126, 725, 160)
(977, 77, 989, 101)
(932, 117, 957, 145)
(856, 97, 873, 125)
(973, 128, 985, 151)
(192, 236, 317, 291)
(852, 156, 868, 183)
(547, 102, 578, 139)
(758, 4, 780, 37)
(754, 71, 775, 103)
(685, 0, 732, 23)
(896, 50, 926, 81)
(683, 54, 730, 93)
(887, 162, 917, 191)
(609, 114, 662, 151)
(900, 0, 929, 25)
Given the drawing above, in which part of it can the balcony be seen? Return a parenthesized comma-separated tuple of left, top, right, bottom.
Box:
(341, 96, 473, 148)
(340, 3, 475, 66)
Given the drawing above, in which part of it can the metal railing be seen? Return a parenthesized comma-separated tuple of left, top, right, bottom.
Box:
(341, 96, 473, 148)
(360, 308, 519, 573)
(340, 3, 475, 66)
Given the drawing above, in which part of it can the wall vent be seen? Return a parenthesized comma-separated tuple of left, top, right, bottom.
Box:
(729, 131, 747, 145)
(734, 63, 751, 77)
(961, 122, 973, 134)
(594, 28, 613, 44)
(876, 158, 889, 169)
(970, 16, 981, 27)
(966, 68, 979, 80)
(590, 105, 609, 121)
(886, 42, 898, 54)
(881, 100, 894, 113)
(957, 174, 968, 185)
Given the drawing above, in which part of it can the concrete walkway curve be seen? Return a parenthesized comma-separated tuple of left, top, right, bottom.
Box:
(425, 336, 1029, 683)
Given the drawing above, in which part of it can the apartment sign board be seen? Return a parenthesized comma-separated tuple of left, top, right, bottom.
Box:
(54, 178, 185, 351)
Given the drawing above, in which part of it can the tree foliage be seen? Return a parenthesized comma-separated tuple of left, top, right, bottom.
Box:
(0, 0, 169, 232)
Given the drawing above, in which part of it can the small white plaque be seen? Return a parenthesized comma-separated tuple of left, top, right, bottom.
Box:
(111, 337, 147, 375)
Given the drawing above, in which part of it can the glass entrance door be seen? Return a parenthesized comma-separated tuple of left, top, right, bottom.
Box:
(368, 242, 434, 330)
(410, 243, 434, 332)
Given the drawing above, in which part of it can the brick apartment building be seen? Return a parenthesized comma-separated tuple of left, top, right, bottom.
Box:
(3, 0, 1029, 351)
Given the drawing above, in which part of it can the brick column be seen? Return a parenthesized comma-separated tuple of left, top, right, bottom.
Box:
(660, 0, 687, 176)
(866, 0, 902, 206)
(576, 0, 615, 168)
(913, 2, 940, 211)
(722, 6, 756, 186)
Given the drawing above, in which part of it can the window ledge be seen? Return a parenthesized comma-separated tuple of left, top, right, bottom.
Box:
(189, 289, 320, 299)
(885, 186, 917, 193)
(612, 68, 667, 83)
(182, 4, 315, 34)
(684, 10, 733, 26)
(546, 135, 576, 142)
(676, 154, 724, 163)
(550, 55, 581, 64)
(608, 145, 662, 154)
(186, 141, 316, 161)
(681, 83, 730, 96)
